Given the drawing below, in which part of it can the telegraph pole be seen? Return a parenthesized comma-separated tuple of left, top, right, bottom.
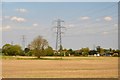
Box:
(93, 44, 96, 50)
(22, 35, 25, 50)
(53, 19, 65, 56)
(11, 41, 14, 45)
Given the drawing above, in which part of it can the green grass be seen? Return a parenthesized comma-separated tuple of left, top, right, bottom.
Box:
(2, 56, 17, 60)
(17, 57, 63, 60)
(2, 56, 118, 60)
(2, 56, 63, 60)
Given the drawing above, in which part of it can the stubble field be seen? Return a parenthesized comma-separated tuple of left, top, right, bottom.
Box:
(2, 57, 118, 78)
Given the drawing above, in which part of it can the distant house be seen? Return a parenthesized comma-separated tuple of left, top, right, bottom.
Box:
(105, 52, 113, 56)
(113, 53, 118, 57)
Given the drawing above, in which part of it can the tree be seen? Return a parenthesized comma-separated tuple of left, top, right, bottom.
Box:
(30, 36, 48, 58)
(45, 46, 54, 56)
(2, 44, 11, 55)
(81, 47, 89, 56)
(24, 48, 30, 53)
(62, 48, 69, 56)
(2, 44, 23, 56)
(24, 48, 31, 56)
(59, 45, 63, 51)
(96, 46, 105, 55)
(89, 50, 97, 55)
(68, 49, 74, 55)
(12, 45, 23, 56)
(96, 46, 101, 53)
(74, 51, 80, 56)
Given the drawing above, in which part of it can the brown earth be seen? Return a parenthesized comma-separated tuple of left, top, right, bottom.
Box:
(2, 57, 118, 78)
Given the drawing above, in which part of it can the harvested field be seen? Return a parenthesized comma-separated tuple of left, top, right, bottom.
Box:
(2, 57, 118, 78)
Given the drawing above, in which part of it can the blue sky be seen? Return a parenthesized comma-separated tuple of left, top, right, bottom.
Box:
(1, 2, 118, 50)
(2, 0, 120, 2)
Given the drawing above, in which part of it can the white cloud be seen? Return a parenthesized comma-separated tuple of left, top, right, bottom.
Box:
(11, 16, 26, 22)
(2, 25, 11, 31)
(4, 16, 10, 19)
(102, 31, 109, 35)
(5, 25, 11, 29)
(0, 27, 2, 31)
(65, 24, 75, 29)
(33, 23, 38, 27)
(104, 16, 112, 21)
(0, 18, 2, 21)
(68, 24, 75, 28)
(114, 24, 118, 27)
(16, 8, 27, 13)
(0, 16, 2, 21)
(81, 16, 90, 20)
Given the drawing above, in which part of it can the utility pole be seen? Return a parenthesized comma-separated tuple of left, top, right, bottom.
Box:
(53, 19, 65, 56)
(93, 44, 96, 50)
(22, 35, 25, 50)
(11, 41, 14, 45)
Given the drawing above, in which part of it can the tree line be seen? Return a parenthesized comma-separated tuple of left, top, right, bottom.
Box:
(2, 36, 120, 58)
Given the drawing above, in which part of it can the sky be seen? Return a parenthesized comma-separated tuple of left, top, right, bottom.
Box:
(0, 2, 118, 50)
(1, 0, 120, 2)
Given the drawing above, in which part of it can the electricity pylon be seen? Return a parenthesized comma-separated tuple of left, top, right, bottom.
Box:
(53, 19, 65, 54)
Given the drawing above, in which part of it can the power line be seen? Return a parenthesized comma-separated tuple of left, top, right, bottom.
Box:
(83, 3, 117, 17)
(66, 3, 117, 29)
(66, 3, 117, 24)
(65, 4, 118, 37)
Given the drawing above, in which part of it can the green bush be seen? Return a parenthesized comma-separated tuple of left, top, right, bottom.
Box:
(74, 52, 80, 56)
(82, 52, 89, 56)
(26, 50, 33, 56)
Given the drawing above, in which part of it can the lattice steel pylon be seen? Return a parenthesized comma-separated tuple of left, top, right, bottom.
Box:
(54, 19, 65, 53)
